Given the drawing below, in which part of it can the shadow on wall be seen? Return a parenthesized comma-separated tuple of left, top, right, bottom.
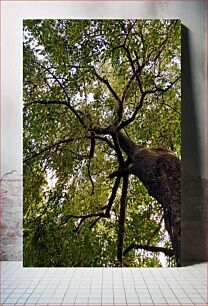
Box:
(181, 25, 207, 265)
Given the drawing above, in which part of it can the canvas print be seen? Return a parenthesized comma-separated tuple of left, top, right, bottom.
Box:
(23, 19, 181, 267)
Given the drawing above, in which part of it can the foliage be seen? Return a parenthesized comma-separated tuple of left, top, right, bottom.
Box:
(23, 19, 181, 267)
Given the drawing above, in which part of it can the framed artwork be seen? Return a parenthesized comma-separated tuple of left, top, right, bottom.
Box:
(23, 19, 181, 267)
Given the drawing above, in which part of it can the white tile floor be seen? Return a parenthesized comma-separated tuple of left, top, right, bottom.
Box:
(0, 261, 207, 305)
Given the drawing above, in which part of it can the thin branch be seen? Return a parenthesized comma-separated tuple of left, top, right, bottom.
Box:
(24, 100, 69, 109)
(93, 136, 115, 150)
(121, 65, 143, 103)
(118, 93, 146, 130)
(118, 75, 180, 131)
(89, 216, 103, 229)
(92, 69, 121, 103)
(147, 214, 164, 246)
(92, 68, 123, 122)
(60, 212, 105, 229)
(90, 175, 122, 229)
(123, 244, 174, 257)
(146, 20, 177, 64)
(24, 135, 115, 164)
(35, 61, 86, 127)
(123, 20, 137, 46)
(161, 92, 181, 115)
(59, 175, 122, 231)
(145, 76, 181, 95)
(23, 137, 75, 163)
(122, 45, 144, 94)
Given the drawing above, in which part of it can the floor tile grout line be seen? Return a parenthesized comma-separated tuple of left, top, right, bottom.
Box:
(0, 262, 207, 305)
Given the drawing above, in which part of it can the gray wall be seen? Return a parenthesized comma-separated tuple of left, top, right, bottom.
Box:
(1, 1, 207, 265)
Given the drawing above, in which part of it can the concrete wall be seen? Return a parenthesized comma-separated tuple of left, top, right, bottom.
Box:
(0, 1, 207, 265)
(0, 172, 23, 260)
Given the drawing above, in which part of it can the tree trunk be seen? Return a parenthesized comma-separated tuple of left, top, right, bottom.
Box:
(117, 130, 181, 266)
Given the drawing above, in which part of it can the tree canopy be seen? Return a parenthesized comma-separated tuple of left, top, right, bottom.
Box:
(23, 19, 181, 267)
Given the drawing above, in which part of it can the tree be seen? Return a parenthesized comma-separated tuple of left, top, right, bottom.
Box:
(23, 19, 181, 267)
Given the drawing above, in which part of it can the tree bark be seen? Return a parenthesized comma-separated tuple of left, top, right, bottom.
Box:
(117, 130, 181, 266)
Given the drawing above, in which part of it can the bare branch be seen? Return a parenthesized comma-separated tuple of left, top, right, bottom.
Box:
(93, 136, 115, 150)
(87, 162, 95, 196)
(89, 216, 103, 229)
(121, 65, 143, 103)
(59, 175, 122, 231)
(123, 20, 137, 46)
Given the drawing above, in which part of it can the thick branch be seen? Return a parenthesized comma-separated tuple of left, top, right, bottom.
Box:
(87, 133, 96, 195)
(123, 244, 174, 257)
(117, 174, 129, 266)
(105, 176, 121, 217)
(108, 167, 130, 179)
(112, 133, 125, 166)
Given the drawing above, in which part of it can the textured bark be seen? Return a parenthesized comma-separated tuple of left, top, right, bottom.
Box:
(117, 130, 181, 266)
